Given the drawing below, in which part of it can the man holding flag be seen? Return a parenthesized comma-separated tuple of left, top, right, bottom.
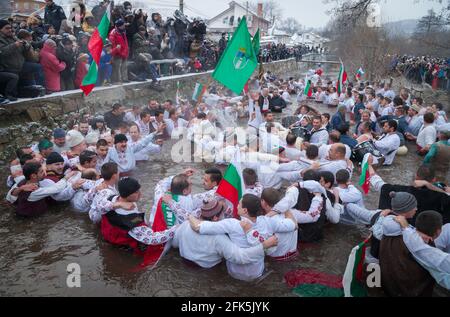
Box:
(337, 61, 348, 95)
(80, 3, 113, 95)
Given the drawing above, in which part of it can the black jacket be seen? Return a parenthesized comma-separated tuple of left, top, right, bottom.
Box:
(104, 111, 125, 130)
(44, 3, 67, 33)
(269, 96, 287, 111)
(56, 44, 75, 79)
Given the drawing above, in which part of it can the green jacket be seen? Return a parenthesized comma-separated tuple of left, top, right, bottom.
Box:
(132, 32, 150, 59)
(0, 33, 25, 73)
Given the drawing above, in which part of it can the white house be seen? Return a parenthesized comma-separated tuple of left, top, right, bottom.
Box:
(207, 1, 270, 40)
(267, 22, 291, 44)
(291, 32, 330, 49)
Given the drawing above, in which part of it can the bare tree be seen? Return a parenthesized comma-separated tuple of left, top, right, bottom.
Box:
(249, 1, 283, 25)
(278, 17, 303, 35)
(416, 9, 448, 34)
(323, 0, 450, 80)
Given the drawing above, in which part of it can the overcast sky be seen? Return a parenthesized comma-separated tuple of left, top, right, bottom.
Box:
(144, 0, 447, 28)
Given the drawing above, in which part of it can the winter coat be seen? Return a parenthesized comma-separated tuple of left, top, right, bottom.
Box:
(40, 42, 66, 92)
(44, 3, 67, 33)
(56, 43, 75, 79)
(0, 33, 25, 73)
(132, 32, 150, 59)
(74, 60, 88, 88)
(109, 28, 129, 59)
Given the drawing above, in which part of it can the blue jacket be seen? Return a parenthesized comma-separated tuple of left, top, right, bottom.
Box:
(340, 134, 358, 149)
(332, 112, 346, 130)
(353, 103, 366, 123)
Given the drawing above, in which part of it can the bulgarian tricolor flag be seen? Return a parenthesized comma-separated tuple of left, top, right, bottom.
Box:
(342, 239, 370, 297)
(141, 194, 179, 267)
(192, 82, 207, 103)
(359, 153, 371, 195)
(80, 3, 111, 96)
(356, 67, 365, 80)
(216, 148, 244, 219)
(304, 79, 313, 97)
(336, 62, 348, 95)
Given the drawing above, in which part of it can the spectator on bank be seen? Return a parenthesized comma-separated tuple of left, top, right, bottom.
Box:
(57, 37, 76, 91)
(40, 39, 66, 93)
(0, 20, 28, 101)
(44, 0, 67, 34)
(91, 1, 108, 27)
(97, 42, 113, 86)
(74, 54, 89, 89)
(109, 19, 129, 84)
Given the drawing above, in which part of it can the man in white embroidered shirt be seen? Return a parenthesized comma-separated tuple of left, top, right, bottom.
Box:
(171, 198, 278, 271)
(373, 119, 401, 166)
(303, 115, 329, 148)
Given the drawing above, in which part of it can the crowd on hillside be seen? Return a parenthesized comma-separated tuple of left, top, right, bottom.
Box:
(391, 55, 450, 91)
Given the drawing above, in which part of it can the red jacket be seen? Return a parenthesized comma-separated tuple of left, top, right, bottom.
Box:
(39, 41, 66, 92)
(74, 60, 89, 88)
(109, 28, 129, 59)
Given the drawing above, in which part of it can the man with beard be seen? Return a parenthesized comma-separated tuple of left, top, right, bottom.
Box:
(269, 89, 287, 113)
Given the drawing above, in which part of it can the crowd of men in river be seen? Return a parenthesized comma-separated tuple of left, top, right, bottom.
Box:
(4, 66, 450, 296)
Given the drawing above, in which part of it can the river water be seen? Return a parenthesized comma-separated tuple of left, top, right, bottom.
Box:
(1, 70, 448, 297)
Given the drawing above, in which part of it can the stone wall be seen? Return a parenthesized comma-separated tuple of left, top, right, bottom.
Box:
(0, 58, 299, 163)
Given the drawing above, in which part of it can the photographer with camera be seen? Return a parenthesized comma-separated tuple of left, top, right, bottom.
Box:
(16, 29, 45, 90)
(0, 20, 35, 101)
(92, 1, 110, 27)
(148, 13, 163, 44)
(173, 10, 189, 57)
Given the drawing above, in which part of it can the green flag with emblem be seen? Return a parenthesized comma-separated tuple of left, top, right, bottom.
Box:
(212, 16, 258, 95)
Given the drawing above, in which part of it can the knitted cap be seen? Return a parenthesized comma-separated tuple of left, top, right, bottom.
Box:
(38, 139, 54, 151)
(390, 192, 417, 214)
(118, 178, 141, 198)
(53, 128, 66, 139)
(201, 199, 225, 219)
(0, 20, 11, 30)
(66, 130, 85, 148)
(46, 152, 64, 165)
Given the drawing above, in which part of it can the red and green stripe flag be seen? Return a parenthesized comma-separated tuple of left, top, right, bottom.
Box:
(343, 239, 370, 297)
(356, 67, 365, 80)
(141, 194, 179, 267)
(304, 79, 313, 97)
(80, 3, 111, 96)
(192, 82, 207, 103)
(359, 153, 371, 195)
(216, 148, 244, 219)
(336, 62, 348, 95)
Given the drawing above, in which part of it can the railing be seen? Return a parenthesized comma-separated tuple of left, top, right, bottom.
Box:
(298, 53, 340, 64)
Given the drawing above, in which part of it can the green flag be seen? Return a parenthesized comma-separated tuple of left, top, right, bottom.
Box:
(252, 29, 260, 56)
(212, 17, 258, 95)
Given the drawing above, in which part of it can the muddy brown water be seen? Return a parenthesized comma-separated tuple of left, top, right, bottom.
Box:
(0, 97, 448, 297)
